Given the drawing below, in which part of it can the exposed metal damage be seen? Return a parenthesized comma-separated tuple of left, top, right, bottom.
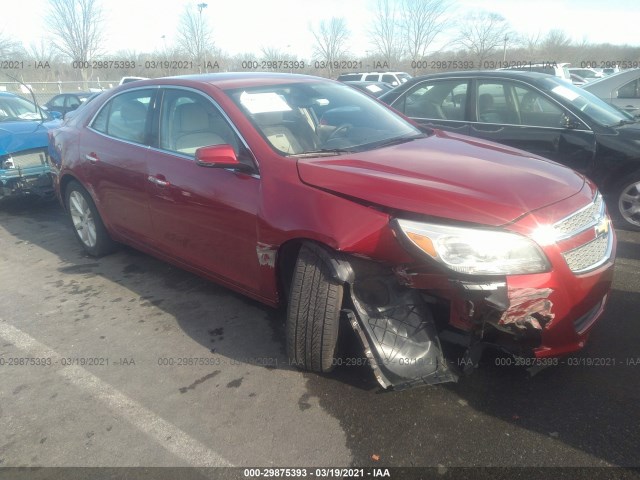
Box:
(499, 287, 554, 330)
(256, 242, 277, 268)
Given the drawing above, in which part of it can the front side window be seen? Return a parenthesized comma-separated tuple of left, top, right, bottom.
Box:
(226, 81, 421, 156)
(476, 80, 566, 127)
(402, 80, 467, 121)
(158, 89, 242, 157)
(91, 89, 154, 144)
(513, 85, 565, 127)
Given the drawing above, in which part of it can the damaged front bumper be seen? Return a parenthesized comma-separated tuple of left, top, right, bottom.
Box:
(333, 240, 614, 390)
(0, 149, 54, 200)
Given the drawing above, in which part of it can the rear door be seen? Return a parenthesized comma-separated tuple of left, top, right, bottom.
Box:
(391, 78, 470, 135)
(83, 88, 157, 245)
(469, 78, 596, 173)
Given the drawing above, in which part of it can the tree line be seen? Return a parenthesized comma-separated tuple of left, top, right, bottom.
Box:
(1, 0, 639, 85)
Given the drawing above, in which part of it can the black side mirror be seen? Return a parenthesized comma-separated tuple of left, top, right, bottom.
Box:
(562, 113, 582, 129)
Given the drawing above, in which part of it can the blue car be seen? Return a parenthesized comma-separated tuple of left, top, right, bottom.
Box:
(0, 92, 61, 200)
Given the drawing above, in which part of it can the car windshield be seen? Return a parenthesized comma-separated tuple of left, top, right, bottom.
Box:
(225, 81, 422, 156)
(0, 95, 46, 121)
(541, 77, 631, 127)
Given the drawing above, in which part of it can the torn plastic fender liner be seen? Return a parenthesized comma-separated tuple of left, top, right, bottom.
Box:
(311, 251, 456, 389)
(345, 280, 458, 390)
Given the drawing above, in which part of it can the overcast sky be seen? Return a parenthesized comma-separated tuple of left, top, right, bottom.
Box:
(2, 0, 640, 59)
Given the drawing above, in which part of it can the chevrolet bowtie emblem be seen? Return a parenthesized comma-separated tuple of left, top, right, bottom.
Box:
(595, 217, 610, 237)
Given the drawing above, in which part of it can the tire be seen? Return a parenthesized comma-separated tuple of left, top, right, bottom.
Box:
(65, 181, 116, 256)
(286, 244, 344, 373)
(611, 173, 640, 231)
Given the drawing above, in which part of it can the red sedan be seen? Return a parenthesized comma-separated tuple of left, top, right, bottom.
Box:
(49, 73, 616, 389)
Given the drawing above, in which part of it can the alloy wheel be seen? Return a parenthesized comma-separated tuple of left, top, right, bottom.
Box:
(69, 191, 97, 248)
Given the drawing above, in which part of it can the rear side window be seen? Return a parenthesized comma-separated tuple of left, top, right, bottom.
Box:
(364, 74, 379, 81)
(401, 80, 468, 121)
(91, 89, 154, 144)
(381, 74, 397, 85)
(337, 74, 361, 82)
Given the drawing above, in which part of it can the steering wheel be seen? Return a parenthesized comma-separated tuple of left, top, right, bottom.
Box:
(326, 123, 352, 143)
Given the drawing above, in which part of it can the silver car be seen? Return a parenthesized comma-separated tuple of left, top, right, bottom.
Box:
(582, 69, 640, 115)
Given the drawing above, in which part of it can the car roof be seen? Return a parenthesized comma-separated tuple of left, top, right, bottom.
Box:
(403, 70, 557, 82)
(344, 80, 390, 86)
(0, 91, 21, 98)
(127, 72, 331, 90)
(583, 68, 640, 90)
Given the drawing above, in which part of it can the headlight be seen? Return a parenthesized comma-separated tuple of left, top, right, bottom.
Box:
(395, 219, 550, 275)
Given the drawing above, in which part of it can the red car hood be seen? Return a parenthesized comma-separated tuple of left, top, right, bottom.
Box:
(296, 131, 585, 226)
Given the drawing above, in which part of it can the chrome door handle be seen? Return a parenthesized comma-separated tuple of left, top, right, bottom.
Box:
(147, 175, 169, 187)
(85, 153, 99, 163)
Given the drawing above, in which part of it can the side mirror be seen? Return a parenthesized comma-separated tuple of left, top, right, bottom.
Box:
(562, 113, 582, 129)
(195, 144, 244, 169)
(49, 110, 63, 120)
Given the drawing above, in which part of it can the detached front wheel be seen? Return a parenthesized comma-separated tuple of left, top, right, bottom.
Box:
(65, 181, 116, 256)
(286, 244, 344, 373)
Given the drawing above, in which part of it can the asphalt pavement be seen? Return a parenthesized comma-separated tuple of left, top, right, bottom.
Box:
(0, 197, 639, 479)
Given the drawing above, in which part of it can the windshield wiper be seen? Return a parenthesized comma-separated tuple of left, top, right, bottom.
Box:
(374, 133, 427, 149)
(293, 148, 353, 158)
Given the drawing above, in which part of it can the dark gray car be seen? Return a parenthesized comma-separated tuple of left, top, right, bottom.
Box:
(380, 70, 640, 230)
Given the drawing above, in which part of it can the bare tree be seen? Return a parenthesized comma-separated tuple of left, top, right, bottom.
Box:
(523, 30, 543, 58)
(0, 31, 23, 58)
(456, 11, 512, 67)
(540, 29, 573, 61)
(45, 0, 104, 82)
(368, 0, 403, 67)
(176, 3, 215, 72)
(310, 17, 350, 77)
(400, 0, 451, 67)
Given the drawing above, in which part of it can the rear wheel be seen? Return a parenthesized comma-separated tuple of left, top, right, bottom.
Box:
(612, 173, 640, 231)
(65, 181, 116, 256)
(286, 244, 344, 373)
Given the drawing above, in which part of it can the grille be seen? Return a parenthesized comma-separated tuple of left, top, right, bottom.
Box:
(562, 231, 611, 273)
(554, 194, 604, 238)
(10, 151, 48, 169)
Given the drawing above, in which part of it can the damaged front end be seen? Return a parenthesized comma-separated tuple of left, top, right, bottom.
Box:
(334, 252, 556, 390)
(0, 148, 54, 200)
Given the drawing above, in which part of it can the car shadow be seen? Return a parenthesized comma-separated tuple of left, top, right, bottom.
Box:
(2, 198, 640, 469)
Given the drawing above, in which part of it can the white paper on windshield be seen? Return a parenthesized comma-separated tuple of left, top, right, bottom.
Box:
(366, 85, 383, 93)
(551, 85, 579, 101)
(240, 91, 292, 114)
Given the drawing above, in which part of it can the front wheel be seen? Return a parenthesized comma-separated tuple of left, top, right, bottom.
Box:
(65, 181, 116, 256)
(286, 244, 344, 373)
(612, 174, 640, 231)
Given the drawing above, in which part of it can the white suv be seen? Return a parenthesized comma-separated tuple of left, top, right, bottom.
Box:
(337, 71, 411, 87)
